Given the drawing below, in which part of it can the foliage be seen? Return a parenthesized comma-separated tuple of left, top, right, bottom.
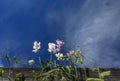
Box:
(86, 78, 104, 81)
(99, 71, 111, 79)
(0, 68, 3, 76)
(5, 54, 11, 67)
(13, 56, 18, 64)
(2, 39, 111, 81)
(86, 68, 111, 81)
(15, 73, 25, 81)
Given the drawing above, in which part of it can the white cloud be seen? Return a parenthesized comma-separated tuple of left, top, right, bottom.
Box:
(63, 0, 120, 67)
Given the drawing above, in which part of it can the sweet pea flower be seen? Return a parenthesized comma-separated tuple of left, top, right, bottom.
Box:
(56, 39, 64, 48)
(32, 41, 41, 53)
(55, 39, 64, 52)
(55, 47, 61, 52)
(67, 50, 75, 56)
(28, 59, 35, 65)
(48, 43, 56, 53)
(55, 53, 64, 60)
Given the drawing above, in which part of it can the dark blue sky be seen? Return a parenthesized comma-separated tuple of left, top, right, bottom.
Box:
(0, 0, 120, 68)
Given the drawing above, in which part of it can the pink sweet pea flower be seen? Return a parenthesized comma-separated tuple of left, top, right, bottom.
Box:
(67, 50, 75, 56)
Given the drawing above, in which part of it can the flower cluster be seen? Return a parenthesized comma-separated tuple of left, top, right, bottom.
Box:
(29, 39, 75, 65)
(28, 41, 41, 65)
(4, 39, 109, 81)
(48, 39, 64, 53)
(47, 39, 65, 60)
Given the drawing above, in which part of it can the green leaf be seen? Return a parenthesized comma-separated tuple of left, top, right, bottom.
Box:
(99, 71, 111, 79)
(14, 56, 18, 64)
(34, 73, 41, 80)
(0, 68, 3, 76)
(91, 68, 99, 72)
(86, 78, 104, 81)
(75, 48, 92, 65)
(8, 76, 11, 81)
(4, 54, 11, 67)
(53, 61, 58, 67)
(66, 66, 71, 74)
(15, 74, 25, 81)
(60, 77, 67, 81)
(46, 60, 50, 67)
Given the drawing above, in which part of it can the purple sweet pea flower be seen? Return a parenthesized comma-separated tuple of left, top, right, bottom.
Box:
(56, 39, 64, 47)
(56, 39, 64, 51)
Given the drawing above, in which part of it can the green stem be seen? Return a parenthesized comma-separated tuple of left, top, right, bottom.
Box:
(98, 68, 101, 79)
(84, 68, 87, 80)
(38, 56, 42, 68)
(61, 67, 75, 79)
(50, 53, 53, 68)
(74, 65, 78, 81)
(37, 53, 42, 68)
(83, 64, 87, 80)
(68, 56, 72, 67)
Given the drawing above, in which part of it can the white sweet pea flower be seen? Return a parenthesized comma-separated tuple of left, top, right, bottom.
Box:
(32, 49, 38, 53)
(55, 53, 64, 60)
(48, 43, 56, 53)
(32, 41, 41, 53)
(28, 59, 35, 65)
